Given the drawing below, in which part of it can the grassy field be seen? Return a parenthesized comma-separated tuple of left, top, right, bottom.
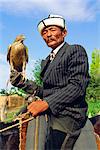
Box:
(87, 100, 100, 118)
(5, 107, 24, 123)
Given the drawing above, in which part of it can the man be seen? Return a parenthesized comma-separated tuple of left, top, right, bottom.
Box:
(10, 14, 97, 150)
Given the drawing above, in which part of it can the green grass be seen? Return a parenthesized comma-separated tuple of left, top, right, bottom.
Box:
(4, 106, 25, 123)
(87, 100, 100, 118)
(5, 112, 16, 123)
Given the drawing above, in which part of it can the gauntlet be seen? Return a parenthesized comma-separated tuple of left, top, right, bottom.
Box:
(10, 69, 25, 88)
(10, 69, 38, 94)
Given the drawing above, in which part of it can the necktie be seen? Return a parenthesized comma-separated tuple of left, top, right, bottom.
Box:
(50, 51, 56, 61)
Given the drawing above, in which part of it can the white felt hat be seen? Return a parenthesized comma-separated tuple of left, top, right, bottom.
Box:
(37, 14, 66, 34)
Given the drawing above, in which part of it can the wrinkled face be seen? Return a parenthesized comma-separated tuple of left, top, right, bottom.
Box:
(41, 26, 67, 49)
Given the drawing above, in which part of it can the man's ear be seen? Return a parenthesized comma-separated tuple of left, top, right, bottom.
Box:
(62, 29, 67, 37)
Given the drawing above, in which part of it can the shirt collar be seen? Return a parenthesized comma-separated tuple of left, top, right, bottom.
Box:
(53, 42, 65, 55)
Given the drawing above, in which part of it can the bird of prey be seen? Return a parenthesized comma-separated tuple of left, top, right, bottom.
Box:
(7, 34, 28, 79)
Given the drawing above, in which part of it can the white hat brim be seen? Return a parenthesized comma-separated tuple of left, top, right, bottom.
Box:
(38, 17, 65, 34)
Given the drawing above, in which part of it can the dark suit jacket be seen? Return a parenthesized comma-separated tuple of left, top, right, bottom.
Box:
(24, 43, 96, 150)
(40, 42, 90, 121)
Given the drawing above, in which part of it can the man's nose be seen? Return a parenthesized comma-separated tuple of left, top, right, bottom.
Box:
(47, 30, 52, 37)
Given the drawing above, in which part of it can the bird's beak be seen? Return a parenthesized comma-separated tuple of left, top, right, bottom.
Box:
(22, 36, 26, 40)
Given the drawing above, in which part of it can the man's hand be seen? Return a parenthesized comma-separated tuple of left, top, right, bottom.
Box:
(27, 100, 49, 116)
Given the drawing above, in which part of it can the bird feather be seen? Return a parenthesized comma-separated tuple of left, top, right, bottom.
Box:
(7, 35, 28, 75)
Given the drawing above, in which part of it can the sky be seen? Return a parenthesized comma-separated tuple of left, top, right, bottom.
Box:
(0, 0, 100, 90)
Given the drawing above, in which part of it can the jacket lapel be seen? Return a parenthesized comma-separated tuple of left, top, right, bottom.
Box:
(40, 55, 50, 77)
(43, 42, 69, 81)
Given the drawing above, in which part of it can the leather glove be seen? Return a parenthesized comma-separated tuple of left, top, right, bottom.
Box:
(27, 100, 49, 116)
(10, 70, 38, 94)
(10, 69, 25, 88)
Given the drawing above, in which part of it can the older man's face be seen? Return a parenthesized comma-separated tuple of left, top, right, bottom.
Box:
(41, 26, 67, 49)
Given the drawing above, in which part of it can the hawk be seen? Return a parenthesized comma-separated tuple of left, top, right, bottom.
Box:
(7, 35, 28, 79)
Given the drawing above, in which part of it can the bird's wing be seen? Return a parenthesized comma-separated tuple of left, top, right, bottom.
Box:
(24, 45, 28, 63)
(7, 44, 12, 62)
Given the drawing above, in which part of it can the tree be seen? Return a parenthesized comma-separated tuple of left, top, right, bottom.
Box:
(0, 89, 7, 95)
(90, 49, 100, 83)
(32, 59, 43, 86)
(0, 87, 26, 97)
(86, 49, 100, 102)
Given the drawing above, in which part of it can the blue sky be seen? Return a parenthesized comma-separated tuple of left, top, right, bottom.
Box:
(0, 0, 100, 90)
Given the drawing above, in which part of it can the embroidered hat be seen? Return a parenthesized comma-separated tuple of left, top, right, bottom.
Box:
(37, 14, 66, 34)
